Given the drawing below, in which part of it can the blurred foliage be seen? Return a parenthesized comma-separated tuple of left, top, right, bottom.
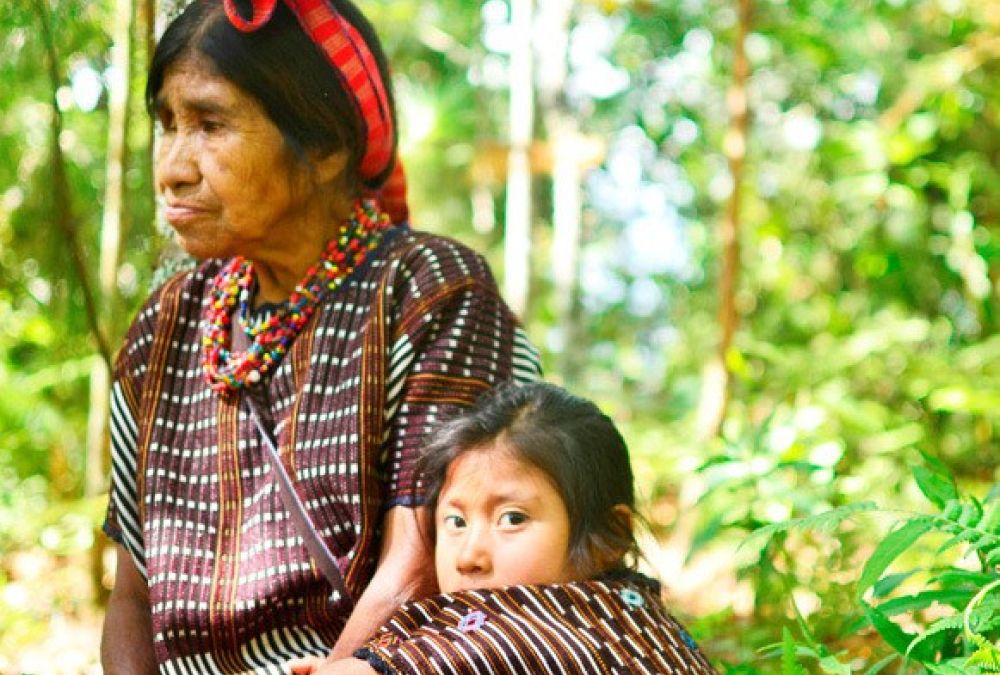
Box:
(0, 0, 997, 672)
(750, 459, 1000, 673)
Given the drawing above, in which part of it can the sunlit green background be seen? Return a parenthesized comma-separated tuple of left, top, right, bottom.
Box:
(0, 0, 997, 672)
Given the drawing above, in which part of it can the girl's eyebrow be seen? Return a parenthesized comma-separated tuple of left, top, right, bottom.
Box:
(488, 490, 536, 506)
(440, 489, 538, 510)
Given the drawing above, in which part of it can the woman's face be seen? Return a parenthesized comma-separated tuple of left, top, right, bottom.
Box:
(434, 442, 582, 594)
(153, 58, 318, 261)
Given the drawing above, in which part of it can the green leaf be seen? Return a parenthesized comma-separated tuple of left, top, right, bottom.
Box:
(858, 518, 934, 596)
(873, 570, 918, 599)
(864, 603, 934, 662)
(982, 502, 1000, 534)
(927, 662, 980, 675)
(913, 465, 958, 508)
(917, 449, 953, 479)
(959, 499, 985, 527)
(987, 485, 1000, 504)
(938, 528, 983, 554)
(905, 614, 964, 657)
(969, 602, 1000, 633)
(878, 589, 973, 616)
(966, 633, 1000, 671)
(862, 654, 897, 675)
(782, 627, 809, 675)
(931, 570, 998, 589)
(817, 654, 852, 675)
(742, 501, 880, 551)
(971, 533, 1000, 555)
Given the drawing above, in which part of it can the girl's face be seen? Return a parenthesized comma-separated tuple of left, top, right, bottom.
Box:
(434, 442, 582, 594)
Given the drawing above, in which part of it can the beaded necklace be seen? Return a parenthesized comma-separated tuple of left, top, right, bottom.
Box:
(201, 198, 392, 393)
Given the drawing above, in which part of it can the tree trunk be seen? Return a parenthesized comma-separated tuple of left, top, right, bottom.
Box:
(87, 0, 136, 607)
(503, 0, 535, 318)
(696, 0, 753, 439)
(536, 0, 584, 385)
(32, 0, 113, 372)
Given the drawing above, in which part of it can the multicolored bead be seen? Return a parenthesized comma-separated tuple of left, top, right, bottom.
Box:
(201, 198, 392, 393)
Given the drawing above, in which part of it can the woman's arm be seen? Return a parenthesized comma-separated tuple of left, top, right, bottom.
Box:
(291, 656, 381, 675)
(327, 505, 435, 660)
(101, 544, 157, 674)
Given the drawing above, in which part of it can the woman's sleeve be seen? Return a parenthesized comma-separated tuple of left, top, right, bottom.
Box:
(102, 282, 175, 580)
(379, 237, 542, 507)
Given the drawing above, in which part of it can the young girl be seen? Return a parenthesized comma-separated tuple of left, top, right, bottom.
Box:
(301, 382, 716, 674)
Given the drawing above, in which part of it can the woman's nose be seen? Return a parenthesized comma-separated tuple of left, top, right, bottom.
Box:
(455, 528, 491, 575)
(156, 132, 200, 194)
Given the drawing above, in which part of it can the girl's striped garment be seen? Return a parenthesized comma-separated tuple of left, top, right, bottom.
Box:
(357, 572, 718, 675)
(103, 226, 541, 673)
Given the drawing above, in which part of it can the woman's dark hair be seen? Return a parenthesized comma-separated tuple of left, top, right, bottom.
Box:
(417, 382, 639, 575)
(146, 0, 397, 192)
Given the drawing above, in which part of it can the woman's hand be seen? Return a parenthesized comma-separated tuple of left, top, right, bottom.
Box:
(288, 655, 326, 674)
(288, 656, 379, 675)
(326, 506, 436, 659)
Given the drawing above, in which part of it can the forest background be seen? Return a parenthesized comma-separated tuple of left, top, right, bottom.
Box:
(0, 0, 997, 672)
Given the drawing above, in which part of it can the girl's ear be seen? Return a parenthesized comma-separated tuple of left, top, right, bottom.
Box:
(583, 504, 635, 575)
(610, 504, 634, 538)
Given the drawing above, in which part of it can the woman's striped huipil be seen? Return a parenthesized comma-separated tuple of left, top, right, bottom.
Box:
(356, 572, 718, 675)
(103, 228, 541, 674)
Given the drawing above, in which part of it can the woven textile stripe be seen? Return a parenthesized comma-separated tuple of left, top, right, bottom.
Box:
(360, 575, 719, 675)
(103, 229, 542, 672)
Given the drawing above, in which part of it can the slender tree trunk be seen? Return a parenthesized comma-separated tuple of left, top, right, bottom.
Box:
(503, 0, 535, 318)
(536, 0, 584, 385)
(32, 0, 114, 372)
(696, 0, 752, 439)
(550, 119, 585, 385)
(143, 0, 157, 220)
(88, 0, 136, 606)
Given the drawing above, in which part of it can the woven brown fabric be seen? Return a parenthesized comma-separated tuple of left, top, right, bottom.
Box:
(358, 572, 718, 675)
(104, 228, 541, 673)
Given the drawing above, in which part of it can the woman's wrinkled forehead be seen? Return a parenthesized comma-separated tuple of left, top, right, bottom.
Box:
(153, 57, 236, 113)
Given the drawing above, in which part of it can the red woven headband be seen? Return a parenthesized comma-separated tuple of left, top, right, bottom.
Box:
(222, 0, 408, 223)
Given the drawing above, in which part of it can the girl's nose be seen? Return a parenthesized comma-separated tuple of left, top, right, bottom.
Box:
(156, 132, 200, 195)
(455, 528, 491, 576)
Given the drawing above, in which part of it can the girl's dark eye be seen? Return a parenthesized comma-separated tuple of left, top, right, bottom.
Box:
(499, 511, 528, 528)
(442, 514, 466, 530)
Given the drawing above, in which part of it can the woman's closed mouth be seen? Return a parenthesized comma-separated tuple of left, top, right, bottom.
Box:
(164, 202, 211, 225)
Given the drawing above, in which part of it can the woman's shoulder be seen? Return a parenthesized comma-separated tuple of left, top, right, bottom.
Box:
(120, 259, 223, 345)
(381, 228, 496, 284)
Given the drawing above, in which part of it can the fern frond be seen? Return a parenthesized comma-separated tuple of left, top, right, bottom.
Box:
(905, 614, 964, 657)
(741, 501, 879, 550)
(781, 627, 809, 675)
(938, 529, 984, 554)
(964, 579, 1000, 672)
(966, 634, 1000, 672)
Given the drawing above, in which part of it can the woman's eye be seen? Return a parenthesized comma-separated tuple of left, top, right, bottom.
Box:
(442, 514, 466, 530)
(156, 115, 176, 133)
(499, 511, 528, 528)
(201, 120, 222, 133)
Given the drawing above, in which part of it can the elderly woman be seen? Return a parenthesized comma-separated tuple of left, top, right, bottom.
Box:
(99, 0, 540, 672)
